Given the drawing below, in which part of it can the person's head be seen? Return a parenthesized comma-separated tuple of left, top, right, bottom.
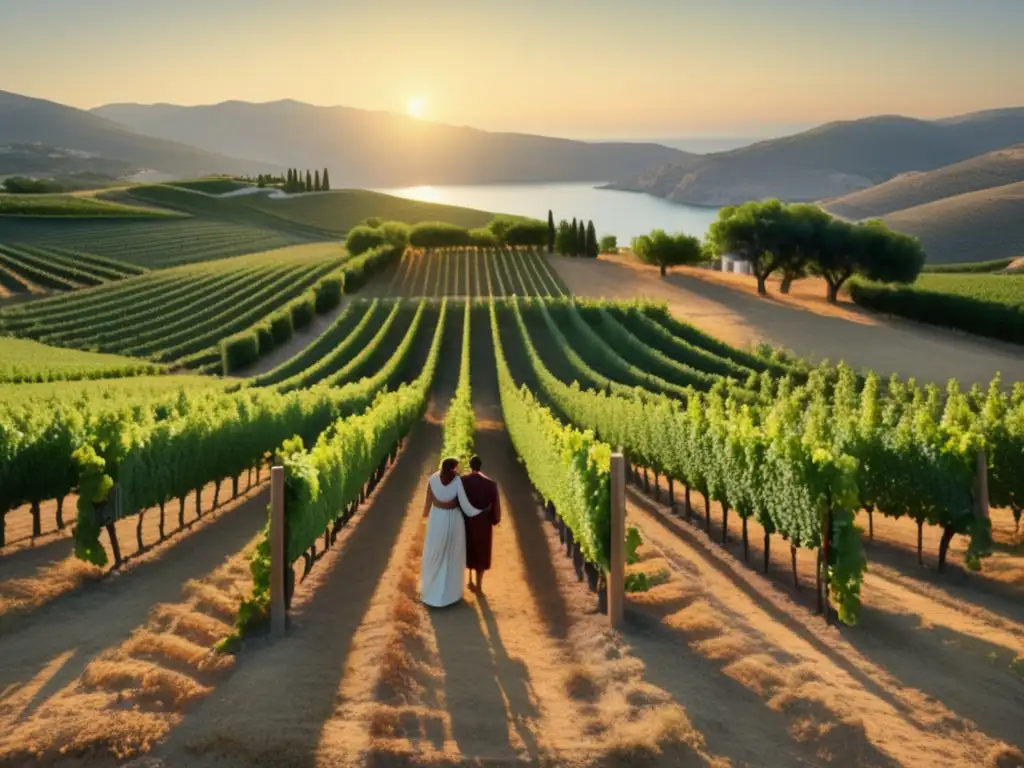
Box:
(469, 455, 482, 472)
(440, 457, 459, 483)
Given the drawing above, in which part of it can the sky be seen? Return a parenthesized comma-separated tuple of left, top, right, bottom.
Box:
(2, 0, 1022, 140)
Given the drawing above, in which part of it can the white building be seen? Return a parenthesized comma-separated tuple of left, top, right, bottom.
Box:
(720, 254, 752, 275)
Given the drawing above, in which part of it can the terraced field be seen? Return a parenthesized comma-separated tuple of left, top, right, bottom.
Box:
(0, 243, 349, 372)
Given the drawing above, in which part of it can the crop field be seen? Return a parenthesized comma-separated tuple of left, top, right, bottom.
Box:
(0, 336, 162, 383)
(0, 242, 145, 298)
(850, 272, 1024, 345)
(0, 193, 173, 217)
(1, 244, 1022, 765)
(0, 243, 348, 371)
(376, 246, 570, 297)
(0, 216, 306, 269)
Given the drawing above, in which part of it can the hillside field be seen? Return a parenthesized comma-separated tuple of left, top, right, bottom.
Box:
(0, 193, 173, 217)
(0, 245, 1022, 766)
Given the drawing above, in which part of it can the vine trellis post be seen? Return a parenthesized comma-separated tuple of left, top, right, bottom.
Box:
(608, 452, 626, 629)
(270, 466, 286, 638)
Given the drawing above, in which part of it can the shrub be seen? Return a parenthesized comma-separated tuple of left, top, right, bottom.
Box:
(848, 280, 1024, 345)
(505, 220, 548, 246)
(600, 235, 618, 253)
(221, 331, 260, 374)
(345, 225, 387, 255)
(315, 274, 344, 313)
(343, 244, 402, 292)
(290, 292, 316, 330)
(255, 323, 275, 354)
(469, 227, 498, 248)
(380, 221, 411, 250)
(409, 222, 471, 249)
(270, 313, 294, 346)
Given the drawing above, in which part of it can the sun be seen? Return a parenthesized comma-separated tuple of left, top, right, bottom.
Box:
(407, 96, 426, 120)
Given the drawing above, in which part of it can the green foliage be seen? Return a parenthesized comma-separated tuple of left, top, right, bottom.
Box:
(599, 234, 617, 254)
(315, 274, 344, 313)
(0, 337, 162, 383)
(922, 257, 1017, 274)
(469, 227, 498, 248)
(289, 292, 317, 331)
(269, 312, 293, 346)
(0, 193, 168, 218)
(585, 221, 598, 259)
(504, 219, 549, 247)
(409, 221, 472, 249)
(440, 302, 475, 467)
(3, 176, 65, 194)
(632, 229, 703, 276)
(849, 274, 1024, 345)
(625, 526, 643, 565)
(221, 331, 260, 374)
(490, 298, 613, 570)
(345, 225, 388, 255)
(72, 445, 113, 567)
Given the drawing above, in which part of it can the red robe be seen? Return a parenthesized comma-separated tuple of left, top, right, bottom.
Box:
(461, 471, 500, 571)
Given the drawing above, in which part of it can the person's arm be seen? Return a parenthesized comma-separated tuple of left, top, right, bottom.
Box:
(455, 478, 487, 517)
(431, 490, 459, 510)
(422, 486, 432, 519)
(491, 488, 502, 526)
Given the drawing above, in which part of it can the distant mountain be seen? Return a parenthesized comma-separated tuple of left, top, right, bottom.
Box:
(0, 90, 280, 178)
(0, 142, 135, 178)
(822, 144, 1024, 219)
(879, 180, 1024, 265)
(607, 109, 1024, 206)
(91, 100, 693, 187)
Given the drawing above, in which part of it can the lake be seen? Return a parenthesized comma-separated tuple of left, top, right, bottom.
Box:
(373, 182, 721, 245)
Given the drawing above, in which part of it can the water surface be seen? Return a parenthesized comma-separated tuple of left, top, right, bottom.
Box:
(374, 182, 720, 244)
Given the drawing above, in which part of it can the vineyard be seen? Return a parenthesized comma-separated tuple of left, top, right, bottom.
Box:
(0, 216, 306, 268)
(0, 242, 145, 298)
(1, 244, 1022, 765)
(0, 243, 354, 373)
(851, 272, 1024, 344)
(376, 246, 570, 297)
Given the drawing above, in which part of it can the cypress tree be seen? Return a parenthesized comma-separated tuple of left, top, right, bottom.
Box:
(577, 219, 586, 255)
(314, 169, 321, 191)
(322, 167, 331, 191)
(570, 218, 578, 256)
(547, 210, 555, 253)
(305, 170, 312, 192)
(288, 169, 295, 191)
(586, 220, 598, 258)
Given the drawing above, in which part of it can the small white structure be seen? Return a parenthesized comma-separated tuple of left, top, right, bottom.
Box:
(721, 254, 752, 275)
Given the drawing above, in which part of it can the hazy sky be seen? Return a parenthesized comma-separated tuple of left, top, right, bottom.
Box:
(2, 0, 1022, 139)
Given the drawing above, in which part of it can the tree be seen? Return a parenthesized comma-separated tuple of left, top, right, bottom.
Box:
(555, 219, 575, 255)
(599, 234, 618, 253)
(577, 219, 586, 256)
(570, 218, 578, 255)
(585, 220, 598, 258)
(305, 170, 313, 192)
(345, 225, 388, 255)
(322, 167, 331, 191)
(547, 210, 555, 253)
(812, 218, 924, 303)
(777, 204, 831, 294)
(314, 169, 321, 191)
(705, 200, 789, 294)
(632, 229, 704, 277)
(257, 176, 266, 189)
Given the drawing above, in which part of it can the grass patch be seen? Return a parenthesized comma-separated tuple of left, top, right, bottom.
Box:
(168, 178, 252, 195)
(0, 193, 174, 218)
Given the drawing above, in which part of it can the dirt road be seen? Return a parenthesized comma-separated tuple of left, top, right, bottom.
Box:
(551, 254, 1024, 386)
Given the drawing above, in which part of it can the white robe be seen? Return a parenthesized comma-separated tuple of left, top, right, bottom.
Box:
(420, 472, 486, 608)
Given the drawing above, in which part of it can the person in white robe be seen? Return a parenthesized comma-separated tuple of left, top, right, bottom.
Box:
(420, 458, 488, 608)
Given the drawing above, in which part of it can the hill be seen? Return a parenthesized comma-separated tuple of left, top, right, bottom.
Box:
(607, 108, 1024, 206)
(0, 90, 279, 178)
(90, 99, 692, 186)
(877, 180, 1024, 265)
(823, 145, 1024, 219)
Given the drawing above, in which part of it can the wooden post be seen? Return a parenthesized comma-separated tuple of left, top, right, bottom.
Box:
(270, 466, 287, 638)
(609, 452, 626, 629)
(975, 448, 990, 521)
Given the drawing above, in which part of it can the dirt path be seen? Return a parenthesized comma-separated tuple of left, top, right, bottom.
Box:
(235, 297, 350, 378)
(550, 254, 1024, 385)
(620, 486, 1024, 767)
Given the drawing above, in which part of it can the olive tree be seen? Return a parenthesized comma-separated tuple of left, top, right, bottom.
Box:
(632, 229, 704, 277)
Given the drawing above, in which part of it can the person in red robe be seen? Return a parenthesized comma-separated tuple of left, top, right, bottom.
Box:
(461, 455, 501, 593)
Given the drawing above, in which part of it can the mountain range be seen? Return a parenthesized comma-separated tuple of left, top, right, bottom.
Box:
(606, 109, 1024, 206)
(91, 99, 691, 186)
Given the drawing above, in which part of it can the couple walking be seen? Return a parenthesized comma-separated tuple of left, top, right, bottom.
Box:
(420, 455, 501, 607)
